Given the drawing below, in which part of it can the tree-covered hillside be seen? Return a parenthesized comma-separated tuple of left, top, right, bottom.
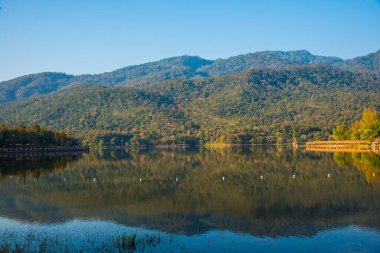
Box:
(0, 86, 182, 135)
(339, 49, 380, 76)
(0, 66, 378, 145)
(147, 66, 379, 143)
(1, 49, 379, 104)
(0, 56, 212, 104)
(71, 55, 213, 87)
(0, 72, 74, 104)
(199, 50, 343, 76)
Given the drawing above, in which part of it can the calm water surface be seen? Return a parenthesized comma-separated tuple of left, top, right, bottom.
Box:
(0, 147, 379, 252)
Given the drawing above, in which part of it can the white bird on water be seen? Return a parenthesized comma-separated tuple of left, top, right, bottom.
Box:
(293, 174, 296, 179)
(93, 178, 96, 182)
(140, 178, 142, 182)
(222, 176, 225, 181)
(260, 175, 263, 180)
(328, 173, 331, 178)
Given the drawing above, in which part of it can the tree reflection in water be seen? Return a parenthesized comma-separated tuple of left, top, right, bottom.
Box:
(0, 147, 379, 238)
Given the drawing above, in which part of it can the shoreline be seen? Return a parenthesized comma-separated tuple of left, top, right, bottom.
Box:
(0, 146, 89, 154)
(306, 140, 380, 153)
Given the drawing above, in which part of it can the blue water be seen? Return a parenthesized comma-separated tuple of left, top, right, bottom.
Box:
(0, 148, 379, 252)
(0, 218, 379, 253)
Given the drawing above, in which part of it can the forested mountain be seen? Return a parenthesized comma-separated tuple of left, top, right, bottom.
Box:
(1, 49, 379, 104)
(338, 49, 380, 76)
(0, 66, 378, 144)
(71, 55, 212, 87)
(0, 56, 211, 104)
(0, 72, 74, 104)
(199, 50, 343, 76)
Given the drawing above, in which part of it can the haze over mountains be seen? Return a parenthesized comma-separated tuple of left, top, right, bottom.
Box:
(0, 49, 379, 144)
(1, 49, 379, 104)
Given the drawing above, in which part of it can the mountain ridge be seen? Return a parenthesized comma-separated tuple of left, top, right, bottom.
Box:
(1, 49, 379, 104)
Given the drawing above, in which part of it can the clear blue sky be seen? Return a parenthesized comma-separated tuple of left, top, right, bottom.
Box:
(0, 0, 379, 81)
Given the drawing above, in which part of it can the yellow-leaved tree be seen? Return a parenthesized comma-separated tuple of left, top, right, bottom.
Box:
(333, 107, 380, 141)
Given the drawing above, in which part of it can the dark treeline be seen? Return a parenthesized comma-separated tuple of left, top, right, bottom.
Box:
(0, 124, 78, 148)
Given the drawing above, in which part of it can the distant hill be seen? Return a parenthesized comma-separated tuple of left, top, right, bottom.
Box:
(0, 72, 74, 104)
(199, 50, 343, 76)
(71, 55, 213, 87)
(338, 49, 380, 76)
(0, 66, 378, 143)
(1, 49, 379, 104)
(0, 56, 211, 104)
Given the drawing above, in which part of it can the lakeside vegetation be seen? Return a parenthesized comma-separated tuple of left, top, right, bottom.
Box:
(1, 107, 378, 150)
(332, 107, 380, 141)
(0, 231, 162, 253)
(0, 124, 78, 148)
(2, 107, 379, 149)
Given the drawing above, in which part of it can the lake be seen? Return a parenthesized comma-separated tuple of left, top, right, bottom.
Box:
(0, 147, 379, 252)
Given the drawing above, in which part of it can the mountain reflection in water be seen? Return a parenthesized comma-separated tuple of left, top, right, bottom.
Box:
(0, 147, 379, 251)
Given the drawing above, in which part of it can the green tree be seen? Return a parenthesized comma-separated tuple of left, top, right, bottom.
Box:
(332, 124, 350, 140)
(350, 108, 379, 141)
